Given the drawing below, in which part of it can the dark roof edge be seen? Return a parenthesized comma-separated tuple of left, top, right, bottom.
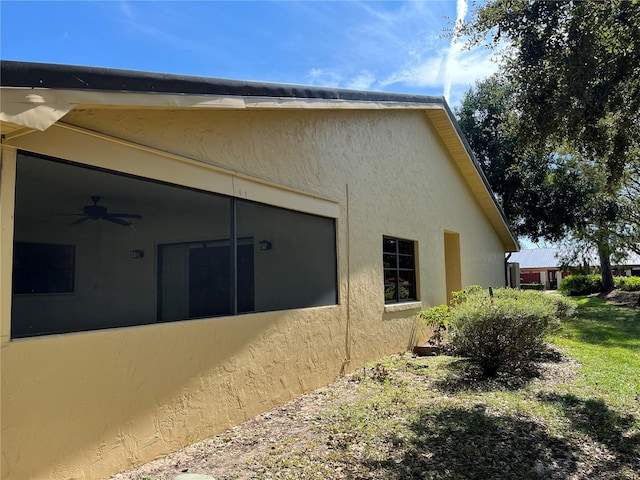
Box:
(0, 60, 445, 105)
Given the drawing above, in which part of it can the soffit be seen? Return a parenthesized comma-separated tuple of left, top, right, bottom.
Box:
(1, 121, 34, 140)
(0, 86, 442, 132)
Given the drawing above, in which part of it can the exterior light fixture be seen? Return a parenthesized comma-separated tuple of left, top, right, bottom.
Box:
(259, 240, 272, 251)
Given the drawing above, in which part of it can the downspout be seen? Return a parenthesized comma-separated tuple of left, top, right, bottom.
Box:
(341, 184, 352, 375)
(505, 252, 513, 287)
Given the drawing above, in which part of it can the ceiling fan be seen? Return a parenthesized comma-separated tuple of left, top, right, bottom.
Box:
(67, 196, 142, 226)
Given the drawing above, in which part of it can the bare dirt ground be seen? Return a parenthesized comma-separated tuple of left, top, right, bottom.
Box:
(599, 290, 640, 308)
(108, 374, 365, 480)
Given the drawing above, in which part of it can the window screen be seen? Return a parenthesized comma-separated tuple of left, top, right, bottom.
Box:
(11, 152, 338, 338)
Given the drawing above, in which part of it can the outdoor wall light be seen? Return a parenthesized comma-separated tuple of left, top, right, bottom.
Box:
(131, 249, 145, 259)
(259, 240, 272, 251)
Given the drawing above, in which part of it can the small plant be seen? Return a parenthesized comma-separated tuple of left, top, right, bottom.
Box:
(417, 304, 451, 349)
(369, 363, 391, 383)
(385, 284, 410, 301)
(521, 283, 545, 291)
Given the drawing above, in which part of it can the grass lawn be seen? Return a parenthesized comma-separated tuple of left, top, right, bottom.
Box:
(112, 296, 640, 480)
(551, 296, 640, 410)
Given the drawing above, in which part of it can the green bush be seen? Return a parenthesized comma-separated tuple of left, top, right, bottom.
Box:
(447, 287, 575, 377)
(417, 304, 451, 348)
(492, 287, 576, 319)
(521, 283, 544, 291)
(614, 276, 640, 292)
(451, 284, 484, 305)
(558, 274, 602, 296)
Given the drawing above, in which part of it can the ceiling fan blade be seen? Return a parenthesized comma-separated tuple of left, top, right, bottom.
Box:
(109, 213, 142, 219)
(71, 216, 92, 225)
(102, 214, 133, 226)
(45, 213, 86, 216)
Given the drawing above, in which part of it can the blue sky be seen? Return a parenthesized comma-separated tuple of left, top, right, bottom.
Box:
(0, 1, 500, 107)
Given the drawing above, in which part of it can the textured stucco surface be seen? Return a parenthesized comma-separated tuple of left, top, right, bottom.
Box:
(1, 107, 508, 479)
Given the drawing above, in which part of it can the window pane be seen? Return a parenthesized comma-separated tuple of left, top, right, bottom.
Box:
(399, 254, 414, 270)
(384, 285, 396, 301)
(399, 284, 415, 300)
(398, 240, 414, 255)
(384, 269, 397, 284)
(11, 152, 338, 338)
(237, 200, 337, 312)
(383, 237, 397, 253)
(383, 254, 396, 269)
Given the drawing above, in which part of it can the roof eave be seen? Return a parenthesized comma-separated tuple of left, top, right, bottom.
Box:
(1, 60, 519, 251)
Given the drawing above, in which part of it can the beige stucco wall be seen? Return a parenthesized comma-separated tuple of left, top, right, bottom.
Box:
(1, 107, 508, 479)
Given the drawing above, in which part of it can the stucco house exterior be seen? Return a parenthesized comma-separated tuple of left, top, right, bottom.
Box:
(0, 61, 518, 479)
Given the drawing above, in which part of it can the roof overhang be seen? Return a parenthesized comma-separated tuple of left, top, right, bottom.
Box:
(0, 61, 519, 251)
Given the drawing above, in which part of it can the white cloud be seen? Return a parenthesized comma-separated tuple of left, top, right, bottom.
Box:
(444, 0, 470, 102)
(447, 45, 500, 88)
(300, 1, 498, 105)
(345, 70, 376, 91)
(380, 43, 499, 100)
(307, 68, 377, 91)
(307, 69, 342, 88)
(380, 51, 448, 88)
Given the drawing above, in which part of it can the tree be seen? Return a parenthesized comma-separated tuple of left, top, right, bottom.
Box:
(456, 76, 626, 291)
(456, 0, 640, 291)
(455, 75, 590, 242)
(460, 0, 640, 184)
(618, 159, 640, 255)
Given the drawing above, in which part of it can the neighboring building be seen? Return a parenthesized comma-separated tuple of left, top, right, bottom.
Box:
(509, 248, 640, 289)
(509, 248, 564, 289)
(0, 61, 518, 479)
(612, 252, 640, 277)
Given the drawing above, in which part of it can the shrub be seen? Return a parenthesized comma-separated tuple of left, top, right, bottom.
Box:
(521, 283, 544, 291)
(492, 287, 576, 319)
(614, 276, 640, 292)
(558, 274, 602, 296)
(451, 284, 484, 305)
(447, 287, 575, 377)
(545, 294, 578, 319)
